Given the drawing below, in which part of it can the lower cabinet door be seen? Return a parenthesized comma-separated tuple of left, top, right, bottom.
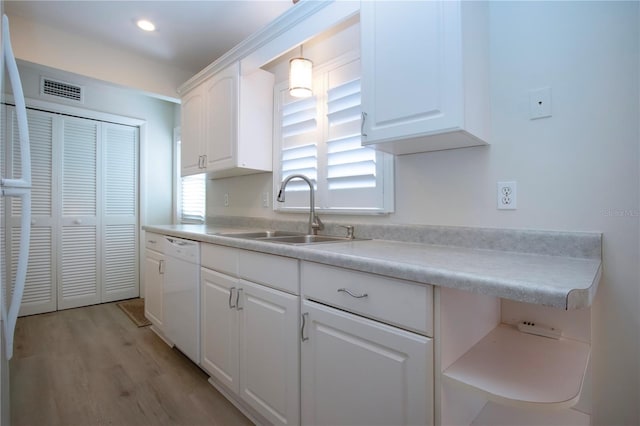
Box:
(301, 299, 433, 426)
(201, 267, 240, 392)
(143, 249, 164, 330)
(239, 280, 300, 426)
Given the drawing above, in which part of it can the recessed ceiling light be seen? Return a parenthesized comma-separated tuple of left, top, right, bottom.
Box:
(136, 19, 156, 32)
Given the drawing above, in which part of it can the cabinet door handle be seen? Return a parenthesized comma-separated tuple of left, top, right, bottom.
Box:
(236, 288, 243, 310)
(148, 239, 157, 244)
(228, 287, 236, 308)
(301, 312, 309, 342)
(337, 288, 368, 299)
(202, 154, 207, 169)
(361, 112, 367, 137)
(158, 260, 165, 274)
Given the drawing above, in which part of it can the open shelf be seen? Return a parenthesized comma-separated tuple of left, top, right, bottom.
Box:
(443, 324, 590, 409)
(471, 402, 590, 426)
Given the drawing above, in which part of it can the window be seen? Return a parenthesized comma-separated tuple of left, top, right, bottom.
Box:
(179, 173, 206, 222)
(176, 130, 206, 223)
(273, 51, 394, 214)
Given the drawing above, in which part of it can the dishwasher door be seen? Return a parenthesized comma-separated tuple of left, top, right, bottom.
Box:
(163, 237, 200, 364)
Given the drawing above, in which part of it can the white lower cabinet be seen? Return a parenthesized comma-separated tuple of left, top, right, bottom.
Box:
(201, 267, 240, 390)
(143, 233, 165, 331)
(238, 280, 299, 425)
(300, 261, 434, 426)
(143, 249, 164, 330)
(301, 299, 433, 426)
(200, 253, 300, 426)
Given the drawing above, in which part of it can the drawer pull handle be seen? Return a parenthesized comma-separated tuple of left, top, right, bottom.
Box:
(337, 288, 368, 299)
(229, 287, 236, 309)
(148, 240, 157, 244)
(301, 312, 309, 342)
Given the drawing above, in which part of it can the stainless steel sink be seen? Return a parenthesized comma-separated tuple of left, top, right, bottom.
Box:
(220, 231, 361, 245)
(220, 231, 304, 239)
(263, 235, 354, 245)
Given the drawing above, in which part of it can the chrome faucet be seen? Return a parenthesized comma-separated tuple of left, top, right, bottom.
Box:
(277, 174, 324, 235)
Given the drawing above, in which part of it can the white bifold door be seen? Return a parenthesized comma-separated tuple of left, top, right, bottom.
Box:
(3, 106, 139, 315)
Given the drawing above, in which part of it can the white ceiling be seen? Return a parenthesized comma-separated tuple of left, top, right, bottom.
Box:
(5, 0, 294, 74)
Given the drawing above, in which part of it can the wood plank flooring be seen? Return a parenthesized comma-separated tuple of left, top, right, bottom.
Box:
(10, 302, 253, 426)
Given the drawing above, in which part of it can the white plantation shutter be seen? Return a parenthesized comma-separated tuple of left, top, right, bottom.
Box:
(102, 124, 138, 301)
(274, 51, 393, 213)
(59, 117, 100, 309)
(180, 173, 206, 223)
(326, 78, 374, 190)
(278, 94, 319, 212)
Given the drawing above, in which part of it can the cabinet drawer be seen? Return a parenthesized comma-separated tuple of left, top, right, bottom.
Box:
(145, 232, 164, 252)
(302, 262, 433, 336)
(201, 243, 238, 276)
(238, 250, 299, 295)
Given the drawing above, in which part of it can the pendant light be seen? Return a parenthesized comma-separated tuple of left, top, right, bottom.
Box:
(289, 45, 313, 98)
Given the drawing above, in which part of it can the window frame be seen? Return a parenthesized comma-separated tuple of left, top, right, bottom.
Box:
(272, 50, 394, 215)
(175, 127, 206, 224)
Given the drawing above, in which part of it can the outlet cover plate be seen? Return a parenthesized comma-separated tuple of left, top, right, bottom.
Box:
(497, 181, 517, 210)
(529, 87, 552, 120)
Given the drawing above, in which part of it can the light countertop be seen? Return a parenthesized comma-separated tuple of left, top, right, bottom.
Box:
(143, 223, 601, 309)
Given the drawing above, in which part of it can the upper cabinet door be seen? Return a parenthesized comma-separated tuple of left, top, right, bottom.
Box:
(181, 86, 205, 176)
(360, 0, 489, 155)
(204, 63, 238, 172)
(179, 62, 273, 179)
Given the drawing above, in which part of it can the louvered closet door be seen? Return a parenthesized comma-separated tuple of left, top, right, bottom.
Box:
(59, 116, 100, 310)
(1, 107, 5, 315)
(101, 123, 138, 302)
(5, 107, 57, 315)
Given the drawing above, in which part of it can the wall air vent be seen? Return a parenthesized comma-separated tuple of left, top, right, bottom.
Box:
(40, 77, 84, 103)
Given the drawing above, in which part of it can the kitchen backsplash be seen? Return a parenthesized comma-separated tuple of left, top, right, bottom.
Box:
(208, 215, 601, 259)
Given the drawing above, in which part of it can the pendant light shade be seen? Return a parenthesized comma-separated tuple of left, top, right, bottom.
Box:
(289, 53, 313, 98)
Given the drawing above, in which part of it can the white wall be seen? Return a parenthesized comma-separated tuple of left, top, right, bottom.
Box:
(14, 61, 177, 226)
(206, 2, 640, 424)
(6, 14, 193, 101)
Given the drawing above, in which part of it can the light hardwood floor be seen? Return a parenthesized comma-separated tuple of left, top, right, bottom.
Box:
(10, 302, 253, 426)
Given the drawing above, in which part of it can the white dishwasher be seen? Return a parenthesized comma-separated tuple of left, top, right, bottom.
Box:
(163, 236, 200, 364)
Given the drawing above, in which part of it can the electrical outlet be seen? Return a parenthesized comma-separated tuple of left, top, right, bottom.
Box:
(497, 181, 517, 210)
(262, 192, 269, 208)
(224, 193, 229, 207)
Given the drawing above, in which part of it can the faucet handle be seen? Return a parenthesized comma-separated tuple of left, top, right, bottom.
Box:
(339, 225, 355, 239)
(312, 214, 324, 233)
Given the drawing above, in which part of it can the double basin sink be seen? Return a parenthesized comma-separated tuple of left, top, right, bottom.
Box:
(219, 230, 360, 245)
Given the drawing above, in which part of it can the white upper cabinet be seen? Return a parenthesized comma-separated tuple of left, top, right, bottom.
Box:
(180, 88, 205, 175)
(180, 62, 274, 178)
(360, 0, 490, 155)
